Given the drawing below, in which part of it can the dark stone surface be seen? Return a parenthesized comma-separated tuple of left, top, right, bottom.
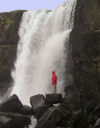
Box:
(93, 105, 100, 121)
(36, 107, 64, 128)
(0, 112, 31, 128)
(60, 94, 81, 111)
(30, 94, 50, 119)
(0, 10, 25, 45)
(46, 94, 62, 104)
(23, 105, 33, 115)
(95, 118, 100, 128)
(0, 94, 32, 115)
(69, 0, 100, 108)
(0, 10, 25, 94)
(0, 1, 99, 127)
(0, 0, 100, 111)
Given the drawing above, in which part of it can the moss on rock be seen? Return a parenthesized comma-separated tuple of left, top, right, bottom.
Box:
(0, 10, 25, 94)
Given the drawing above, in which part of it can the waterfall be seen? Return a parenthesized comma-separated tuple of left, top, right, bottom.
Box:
(11, 0, 77, 105)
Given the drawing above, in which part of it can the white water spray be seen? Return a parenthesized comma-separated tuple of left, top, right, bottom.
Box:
(11, 0, 77, 105)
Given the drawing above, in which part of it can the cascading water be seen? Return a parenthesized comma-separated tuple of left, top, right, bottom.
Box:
(11, 0, 77, 105)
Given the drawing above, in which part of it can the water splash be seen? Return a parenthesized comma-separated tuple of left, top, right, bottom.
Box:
(11, 0, 77, 105)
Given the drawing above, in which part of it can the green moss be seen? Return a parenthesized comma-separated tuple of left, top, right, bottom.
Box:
(4, 16, 14, 24)
(6, 17, 14, 24)
(67, 74, 73, 80)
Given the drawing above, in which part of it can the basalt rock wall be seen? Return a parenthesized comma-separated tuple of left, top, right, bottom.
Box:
(0, 10, 25, 94)
(70, 0, 100, 107)
(0, 0, 100, 105)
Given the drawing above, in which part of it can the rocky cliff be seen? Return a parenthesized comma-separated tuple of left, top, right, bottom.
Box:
(0, 0, 100, 127)
(0, 0, 100, 107)
(70, 0, 100, 107)
(0, 10, 25, 95)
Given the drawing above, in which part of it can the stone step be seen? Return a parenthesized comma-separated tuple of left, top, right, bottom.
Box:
(30, 94, 50, 119)
(46, 94, 62, 104)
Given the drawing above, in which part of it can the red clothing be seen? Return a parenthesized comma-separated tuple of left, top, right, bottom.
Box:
(52, 71, 57, 85)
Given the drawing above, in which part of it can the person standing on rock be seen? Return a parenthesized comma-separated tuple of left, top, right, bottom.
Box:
(52, 71, 57, 94)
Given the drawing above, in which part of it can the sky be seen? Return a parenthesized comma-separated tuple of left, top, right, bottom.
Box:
(0, 0, 67, 12)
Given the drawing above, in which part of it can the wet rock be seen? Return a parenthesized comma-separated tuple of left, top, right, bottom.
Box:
(93, 105, 100, 121)
(72, 109, 82, 122)
(46, 94, 62, 104)
(36, 107, 64, 128)
(94, 118, 100, 128)
(30, 94, 49, 119)
(0, 94, 32, 115)
(57, 108, 72, 128)
(23, 105, 33, 115)
(0, 112, 31, 128)
(61, 94, 80, 110)
(72, 109, 89, 128)
(86, 99, 96, 113)
(70, 0, 100, 107)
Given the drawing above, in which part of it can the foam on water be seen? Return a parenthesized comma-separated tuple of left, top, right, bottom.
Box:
(11, 0, 77, 105)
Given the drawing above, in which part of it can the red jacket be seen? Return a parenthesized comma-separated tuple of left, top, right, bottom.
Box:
(52, 71, 57, 85)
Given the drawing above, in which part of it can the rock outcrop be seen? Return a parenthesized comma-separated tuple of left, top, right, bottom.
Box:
(30, 94, 49, 119)
(0, 10, 25, 95)
(0, 94, 32, 128)
(36, 107, 64, 128)
(69, 0, 100, 108)
(46, 94, 62, 104)
(0, 94, 100, 128)
(0, 0, 99, 106)
(0, 94, 33, 115)
(0, 112, 31, 128)
(0, 0, 100, 127)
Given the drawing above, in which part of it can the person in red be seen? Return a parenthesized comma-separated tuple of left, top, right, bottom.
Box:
(52, 70, 57, 94)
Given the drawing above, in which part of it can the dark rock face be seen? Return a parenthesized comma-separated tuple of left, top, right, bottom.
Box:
(30, 94, 50, 119)
(23, 105, 33, 115)
(69, 0, 100, 108)
(61, 94, 81, 110)
(0, 10, 25, 95)
(0, 112, 31, 128)
(46, 94, 62, 104)
(94, 118, 100, 128)
(93, 105, 100, 121)
(36, 107, 64, 128)
(0, 94, 32, 115)
(0, 1, 100, 127)
(0, 10, 25, 45)
(0, 93, 98, 128)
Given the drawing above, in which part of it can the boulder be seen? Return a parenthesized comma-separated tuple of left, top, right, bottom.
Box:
(56, 107, 72, 128)
(30, 94, 49, 119)
(0, 94, 32, 115)
(0, 112, 31, 128)
(46, 94, 62, 104)
(36, 107, 64, 128)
